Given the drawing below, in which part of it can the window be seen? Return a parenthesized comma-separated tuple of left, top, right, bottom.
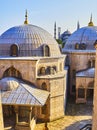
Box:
(78, 88, 85, 98)
(40, 67, 45, 75)
(44, 45, 50, 56)
(3, 66, 22, 78)
(75, 43, 79, 49)
(10, 44, 19, 56)
(79, 43, 86, 50)
(92, 60, 95, 67)
(88, 81, 94, 88)
(41, 82, 47, 90)
(42, 104, 47, 115)
(88, 61, 91, 68)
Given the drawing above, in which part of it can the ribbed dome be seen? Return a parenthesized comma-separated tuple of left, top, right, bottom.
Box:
(63, 26, 97, 51)
(0, 77, 19, 91)
(0, 24, 60, 56)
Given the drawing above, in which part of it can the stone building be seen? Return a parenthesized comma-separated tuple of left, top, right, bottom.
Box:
(62, 15, 97, 103)
(0, 11, 67, 130)
(92, 40, 97, 130)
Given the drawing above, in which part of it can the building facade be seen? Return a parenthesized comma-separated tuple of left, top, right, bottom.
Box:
(62, 17, 97, 103)
(0, 11, 67, 130)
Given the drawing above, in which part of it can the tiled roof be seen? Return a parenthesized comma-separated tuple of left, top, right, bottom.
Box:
(1, 77, 49, 106)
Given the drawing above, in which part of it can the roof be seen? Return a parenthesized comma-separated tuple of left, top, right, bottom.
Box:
(62, 26, 97, 52)
(0, 24, 61, 57)
(76, 68, 95, 78)
(1, 77, 49, 106)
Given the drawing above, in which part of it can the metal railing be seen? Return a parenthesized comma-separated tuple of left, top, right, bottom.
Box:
(80, 124, 92, 130)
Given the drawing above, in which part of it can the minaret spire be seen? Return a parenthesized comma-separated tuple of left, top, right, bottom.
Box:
(54, 22, 56, 39)
(77, 21, 80, 30)
(88, 13, 94, 26)
(24, 10, 28, 24)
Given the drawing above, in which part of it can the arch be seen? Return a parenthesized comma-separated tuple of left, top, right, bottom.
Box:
(43, 45, 50, 56)
(41, 82, 47, 90)
(88, 60, 91, 68)
(39, 67, 45, 75)
(92, 60, 95, 67)
(79, 43, 86, 50)
(75, 43, 79, 49)
(3, 66, 22, 78)
(10, 44, 19, 56)
(88, 81, 94, 88)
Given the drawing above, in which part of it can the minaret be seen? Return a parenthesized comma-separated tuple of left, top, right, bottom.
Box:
(58, 27, 61, 39)
(88, 14, 94, 26)
(92, 40, 97, 130)
(24, 10, 28, 24)
(77, 21, 80, 30)
(54, 22, 56, 39)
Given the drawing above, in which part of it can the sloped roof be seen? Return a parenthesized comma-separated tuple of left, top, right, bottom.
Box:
(1, 77, 49, 106)
(76, 68, 95, 78)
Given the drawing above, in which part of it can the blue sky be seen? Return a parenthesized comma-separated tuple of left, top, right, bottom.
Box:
(0, 0, 97, 36)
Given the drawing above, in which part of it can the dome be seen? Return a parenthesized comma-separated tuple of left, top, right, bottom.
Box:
(60, 29, 71, 44)
(63, 26, 97, 51)
(0, 24, 60, 56)
(0, 77, 19, 91)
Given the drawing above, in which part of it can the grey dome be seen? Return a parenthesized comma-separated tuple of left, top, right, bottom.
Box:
(0, 24, 60, 56)
(0, 77, 19, 91)
(60, 30, 71, 45)
(63, 26, 97, 51)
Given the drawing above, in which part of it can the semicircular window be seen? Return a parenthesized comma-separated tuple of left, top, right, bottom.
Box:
(79, 43, 86, 50)
(43, 45, 50, 56)
(10, 44, 19, 56)
(75, 43, 79, 49)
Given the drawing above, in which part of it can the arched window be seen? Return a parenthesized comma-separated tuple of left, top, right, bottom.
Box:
(75, 43, 79, 49)
(41, 82, 47, 90)
(88, 81, 94, 88)
(3, 66, 22, 78)
(92, 60, 95, 67)
(79, 43, 86, 50)
(10, 44, 19, 56)
(88, 60, 91, 68)
(40, 67, 45, 75)
(44, 45, 50, 56)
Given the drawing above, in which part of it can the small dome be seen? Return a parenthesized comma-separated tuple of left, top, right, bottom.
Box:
(63, 26, 97, 51)
(0, 24, 60, 56)
(0, 77, 19, 91)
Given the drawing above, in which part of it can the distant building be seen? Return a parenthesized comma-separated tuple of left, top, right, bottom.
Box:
(60, 29, 71, 47)
(0, 11, 67, 130)
(62, 15, 97, 103)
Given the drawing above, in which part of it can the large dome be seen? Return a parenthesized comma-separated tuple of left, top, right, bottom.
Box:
(0, 24, 60, 56)
(63, 26, 97, 51)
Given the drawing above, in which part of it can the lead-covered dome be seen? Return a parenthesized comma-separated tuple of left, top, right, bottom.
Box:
(63, 26, 97, 51)
(0, 24, 61, 57)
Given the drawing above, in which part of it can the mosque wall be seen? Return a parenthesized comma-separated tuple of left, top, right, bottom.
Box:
(76, 77, 94, 103)
(0, 59, 37, 84)
(67, 52, 95, 94)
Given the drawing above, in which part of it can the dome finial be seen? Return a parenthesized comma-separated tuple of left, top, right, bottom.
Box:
(24, 9, 28, 24)
(88, 13, 94, 26)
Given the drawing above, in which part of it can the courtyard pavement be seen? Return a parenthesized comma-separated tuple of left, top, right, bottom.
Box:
(35, 97, 92, 130)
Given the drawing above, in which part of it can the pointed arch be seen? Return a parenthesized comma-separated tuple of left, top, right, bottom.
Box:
(3, 66, 22, 78)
